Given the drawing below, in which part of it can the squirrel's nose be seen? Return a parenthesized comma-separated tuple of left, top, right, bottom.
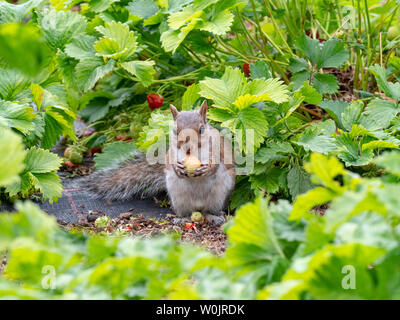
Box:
(186, 149, 191, 155)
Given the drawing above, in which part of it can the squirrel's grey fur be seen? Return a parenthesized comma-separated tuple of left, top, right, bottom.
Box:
(82, 101, 235, 218)
(81, 154, 166, 200)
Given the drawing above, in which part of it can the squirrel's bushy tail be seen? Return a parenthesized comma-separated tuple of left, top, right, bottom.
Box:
(81, 154, 166, 200)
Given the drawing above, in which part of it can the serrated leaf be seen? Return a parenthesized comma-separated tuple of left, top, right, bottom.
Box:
(249, 61, 272, 79)
(0, 23, 53, 76)
(75, 58, 115, 92)
(227, 196, 285, 255)
(375, 151, 400, 177)
(336, 212, 398, 250)
(336, 132, 374, 167)
(199, 66, 247, 107)
(0, 128, 26, 186)
(30, 172, 62, 203)
(65, 35, 97, 60)
(359, 99, 399, 131)
(294, 128, 336, 155)
(255, 142, 294, 164)
(341, 101, 363, 131)
(94, 141, 139, 170)
(181, 83, 201, 110)
(295, 34, 349, 69)
(127, 0, 159, 19)
(0, 69, 30, 101)
(200, 9, 233, 35)
(89, 0, 120, 13)
(94, 21, 137, 60)
(318, 100, 349, 129)
(38, 8, 87, 50)
(313, 72, 339, 94)
(0, 0, 44, 24)
(120, 60, 155, 87)
(369, 64, 400, 100)
(289, 186, 337, 221)
(24, 147, 62, 173)
(287, 164, 312, 199)
(299, 81, 322, 105)
(249, 167, 287, 194)
(246, 78, 289, 104)
(0, 100, 35, 134)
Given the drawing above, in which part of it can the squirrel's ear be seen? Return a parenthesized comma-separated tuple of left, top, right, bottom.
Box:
(199, 100, 207, 122)
(169, 104, 179, 120)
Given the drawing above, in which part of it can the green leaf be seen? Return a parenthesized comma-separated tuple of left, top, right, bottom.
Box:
(369, 64, 400, 100)
(313, 72, 339, 94)
(199, 67, 247, 108)
(341, 101, 363, 131)
(24, 147, 62, 173)
(0, 23, 53, 76)
(249, 167, 287, 194)
(294, 128, 336, 155)
(120, 60, 156, 87)
(0, 69, 30, 101)
(30, 172, 62, 203)
(289, 187, 336, 221)
(94, 21, 137, 60)
(295, 34, 349, 69)
(227, 196, 286, 259)
(65, 35, 97, 60)
(0, 128, 26, 187)
(246, 78, 289, 104)
(181, 83, 201, 110)
(375, 151, 400, 177)
(336, 212, 398, 250)
(255, 142, 294, 164)
(89, 0, 120, 13)
(38, 8, 87, 51)
(285, 244, 385, 299)
(337, 132, 374, 167)
(359, 99, 399, 131)
(318, 100, 349, 128)
(0, 0, 44, 24)
(200, 9, 233, 35)
(137, 111, 173, 151)
(0, 100, 35, 134)
(287, 164, 312, 199)
(249, 61, 272, 79)
(75, 58, 115, 92)
(127, 0, 159, 19)
(299, 81, 322, 105)
(94, 142, 139, 170)
(0, 201, 59, 248)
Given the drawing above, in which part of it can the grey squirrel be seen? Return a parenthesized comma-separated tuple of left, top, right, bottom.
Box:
(83, 101, 235, 224)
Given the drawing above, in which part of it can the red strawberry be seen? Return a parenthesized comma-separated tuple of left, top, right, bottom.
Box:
(147, 94, 163, 110)
(117, 135, 126, 141)
(90, 147, 102, 155)
(65, 160, 78, 168)
(243, 63, 250, 77)
(185, 222, 195, 230)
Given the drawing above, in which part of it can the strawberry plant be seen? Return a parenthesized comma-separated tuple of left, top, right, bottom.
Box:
(0, 0, 400, 301)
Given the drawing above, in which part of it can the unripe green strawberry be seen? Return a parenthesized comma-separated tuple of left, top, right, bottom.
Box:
(64, 147, 73, 159)
(191, 211, 203, 222)
(69, 150, 83, 164)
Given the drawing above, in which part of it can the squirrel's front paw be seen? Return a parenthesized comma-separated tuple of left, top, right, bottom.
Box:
(193, 164, 210, 177)
(205, 214, 226, 226)
(174, 161, 188, 178)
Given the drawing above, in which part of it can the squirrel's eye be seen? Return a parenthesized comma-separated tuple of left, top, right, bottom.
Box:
(199, 125, 205, 134)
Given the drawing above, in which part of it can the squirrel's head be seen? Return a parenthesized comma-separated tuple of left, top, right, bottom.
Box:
(169, 100, 211, 157)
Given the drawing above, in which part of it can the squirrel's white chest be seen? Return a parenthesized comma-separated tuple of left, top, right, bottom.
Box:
(165, 165, 234, 216)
